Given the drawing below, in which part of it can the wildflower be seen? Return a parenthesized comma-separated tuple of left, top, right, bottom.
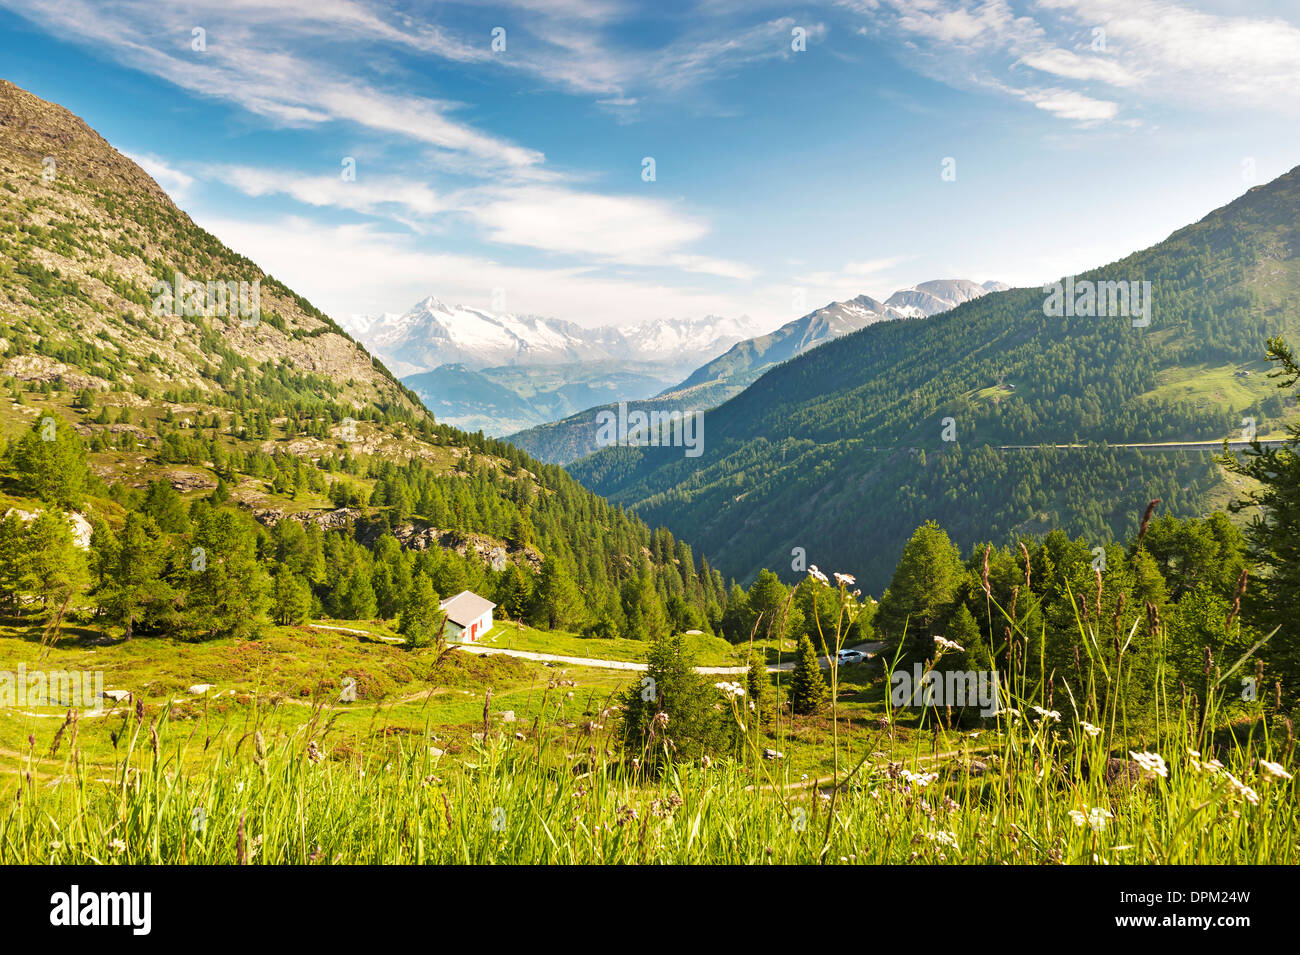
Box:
(109, 838, 126, 853)
(833, 572, 856, 587)
(1031, 706, 1061, 723)
(1129, 751, 1168, 780)
(900, 769, 939, 787)
(1224, 772, 1260, 806)
(713, 681, 745, 698)
(1087, 807, 1113, 832)
(808, 565, 829, 585)
(933, 635, 964, 652)
(922, 830, 959, 850)
(1259, 760, 1293, 781)
(994, 707, 1022, 720)
(1080, 721, 1102, 738)
(1068, 809, 1087, 828)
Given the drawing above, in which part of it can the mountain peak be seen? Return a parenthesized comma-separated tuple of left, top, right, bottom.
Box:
(0, 80, 173, 205)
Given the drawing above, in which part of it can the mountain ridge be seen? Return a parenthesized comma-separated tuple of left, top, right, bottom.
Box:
(508, 278, 1008, 463)
(568, 165, 1300, 590)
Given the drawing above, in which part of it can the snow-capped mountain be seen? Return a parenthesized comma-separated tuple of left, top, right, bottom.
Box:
(884, 279, 1011, 318)
(343, 296, 764, 377)
(674, 279, 1007, 393)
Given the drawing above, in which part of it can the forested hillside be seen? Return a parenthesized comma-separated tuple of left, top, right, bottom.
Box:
(572, 165, 1300, 591)
(0, 79, 723, 643)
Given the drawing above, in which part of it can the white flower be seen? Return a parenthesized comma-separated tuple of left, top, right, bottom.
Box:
(807, 565, 829, 585)
(923, 830, 959, 849)
(833, 572, 856, 587)
(1031, 706, 1061, 723)
(1259, 760, 1293, 781)
(1224, 772, 1260, 806)
(900, 769, 939, 787)
(109, 838, 126, 853)
(1129, 750, 1168, 780)
(994, 707, 1022, 720)
(933, 635, 964, 652)
(1080, 721, 1102, 738)
(1069, 805, 1112, 832)
(713, 681, 745, 698)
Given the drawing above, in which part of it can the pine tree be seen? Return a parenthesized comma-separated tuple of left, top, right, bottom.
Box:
(10, 415, 87, 507)
(534, 555, 584, 631)
(272, 568, 311, 626)
(398, 574, 442, 648)
(94, 512, 176, 639)
(789, 633, 828, 715)
(620, 632, 739, 770)
(177, 508, 270, 641)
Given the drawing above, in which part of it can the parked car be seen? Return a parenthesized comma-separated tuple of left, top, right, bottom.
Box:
(837, 649, 866, 665)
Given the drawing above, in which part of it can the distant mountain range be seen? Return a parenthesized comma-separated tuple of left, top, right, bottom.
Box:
(342, 297, 765, 377)
(674, 280, 1008, 393)
(508, 279, 1009, 462)
(401, 361, 684, 437)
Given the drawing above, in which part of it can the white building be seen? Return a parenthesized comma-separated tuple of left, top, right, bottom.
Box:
(439, 590, 496, 643)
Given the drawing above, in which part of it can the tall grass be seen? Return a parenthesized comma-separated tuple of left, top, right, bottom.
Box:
(1, 580, 1295, 864)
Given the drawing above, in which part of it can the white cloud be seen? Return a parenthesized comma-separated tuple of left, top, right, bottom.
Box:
(1024, 88, 1119, 122)
(1038, 0, 1300, 108)
(194, 164, 754, 278)
(122, 151, 195, 199)
(846, 0, 1300, 124)
(1016, 48, 1138, 86)
(0, 0, 543, 169)
(191, 214, 757, 327)
(203, 164, 444, 217)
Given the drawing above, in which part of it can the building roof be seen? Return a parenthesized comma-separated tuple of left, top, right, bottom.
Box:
(439, 590, 496, 626)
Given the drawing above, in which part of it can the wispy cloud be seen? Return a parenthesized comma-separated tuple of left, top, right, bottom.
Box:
(843, 0, 1300, 125)
(123, 151, 195, 200)
(192, 163, 753, 278)
(0, 0, 543, 168)
(192, 214, 752, 326)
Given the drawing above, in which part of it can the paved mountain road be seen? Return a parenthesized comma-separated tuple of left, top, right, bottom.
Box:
(308, 623, 881, 675)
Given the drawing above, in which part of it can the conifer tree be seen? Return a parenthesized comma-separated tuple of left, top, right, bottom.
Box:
(789, 633, 828, 715)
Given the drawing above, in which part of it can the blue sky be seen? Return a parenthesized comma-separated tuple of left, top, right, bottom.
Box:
(2, 0, 1299, 330)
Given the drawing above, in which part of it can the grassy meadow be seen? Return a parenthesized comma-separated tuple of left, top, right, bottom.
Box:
(0, 608, 1294, 865)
